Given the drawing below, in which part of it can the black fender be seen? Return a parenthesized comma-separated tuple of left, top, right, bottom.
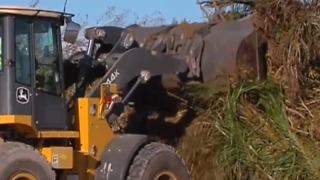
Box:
(94, 134, 153, 180)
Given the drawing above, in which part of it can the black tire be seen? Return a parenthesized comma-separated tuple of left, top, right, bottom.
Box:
(0, 142, 56, 180)
(127, 142, 190, 180)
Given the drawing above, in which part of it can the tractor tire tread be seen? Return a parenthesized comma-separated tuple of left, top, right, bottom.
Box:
(0, 141, 56, 179)
(126, 142, 189, 180)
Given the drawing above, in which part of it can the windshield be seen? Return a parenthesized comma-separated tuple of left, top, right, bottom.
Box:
(34, 22, 62, 95)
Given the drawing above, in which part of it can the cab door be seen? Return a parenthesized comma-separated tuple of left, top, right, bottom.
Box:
(13, 19, 33, 116)
(32, 20, 67, 130)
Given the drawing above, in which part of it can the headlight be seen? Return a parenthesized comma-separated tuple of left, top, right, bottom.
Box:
(123, 32, 134, 49)
(95, 28, 106, 40)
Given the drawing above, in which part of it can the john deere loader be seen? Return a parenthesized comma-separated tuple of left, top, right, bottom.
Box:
(0, 4, 268, 180)
(0, 5, 190, 180)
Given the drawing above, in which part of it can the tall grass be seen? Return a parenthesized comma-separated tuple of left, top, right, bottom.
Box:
(177, 79, 320, 180)
(221, 79, 320, 179)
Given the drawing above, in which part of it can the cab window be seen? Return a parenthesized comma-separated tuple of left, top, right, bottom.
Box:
(15, 19, 31, 85)
(34, 21, 61, 95)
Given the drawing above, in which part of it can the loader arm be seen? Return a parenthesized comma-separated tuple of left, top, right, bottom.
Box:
(65, 16, 267, 112)
(86, 47, 189, 98)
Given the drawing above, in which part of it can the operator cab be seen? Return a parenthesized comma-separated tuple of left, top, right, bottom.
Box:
(0, 6, 80, 129)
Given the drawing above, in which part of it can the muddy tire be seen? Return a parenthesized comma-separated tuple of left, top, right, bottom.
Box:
(0, 142, 56, 180)
(127, 142, 189, 180)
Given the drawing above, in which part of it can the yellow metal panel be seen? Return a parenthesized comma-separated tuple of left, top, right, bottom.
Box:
(76, 98, 115, 155)
(0, 116, 80, 139)
(74, 98, 115, 180)
(35, 131, 79, 138)
(0, 115, 33, 126)
(41, 146, 73, 169)
(0, 115, 36, 135)
(108, 83, 118, 93)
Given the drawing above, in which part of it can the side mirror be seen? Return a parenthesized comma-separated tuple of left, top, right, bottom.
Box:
(63, 21, 80, 44)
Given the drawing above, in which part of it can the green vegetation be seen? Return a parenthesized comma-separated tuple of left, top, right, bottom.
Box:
(176, 0, 320, 179)
(178, 79, 320, 179)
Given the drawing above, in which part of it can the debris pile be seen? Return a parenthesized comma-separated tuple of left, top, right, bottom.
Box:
(175, 0, 320, 179)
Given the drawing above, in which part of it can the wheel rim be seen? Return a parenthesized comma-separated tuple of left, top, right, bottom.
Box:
(9, 171, 37, 180)
(153, 170, 178, 180)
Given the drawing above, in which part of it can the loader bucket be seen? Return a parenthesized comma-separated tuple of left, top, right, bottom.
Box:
(127, 16, 267, 85)
(200, 16, 267, 83)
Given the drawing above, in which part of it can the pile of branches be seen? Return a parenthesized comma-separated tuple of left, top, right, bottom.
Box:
(175, 0, 320, 179)
(253, 0, 320, 101)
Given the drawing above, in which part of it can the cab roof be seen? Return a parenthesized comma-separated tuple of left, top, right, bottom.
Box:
(0, 5, 74, 18)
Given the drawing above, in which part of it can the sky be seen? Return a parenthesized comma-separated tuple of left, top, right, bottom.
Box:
(1, 0, 205, 26)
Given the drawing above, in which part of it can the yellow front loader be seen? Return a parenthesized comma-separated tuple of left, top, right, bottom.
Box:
(0, 6, 189, 180)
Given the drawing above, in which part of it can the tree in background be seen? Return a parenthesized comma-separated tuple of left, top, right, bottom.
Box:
(29, 0, 40, 7)
(197, 0, 255, 22)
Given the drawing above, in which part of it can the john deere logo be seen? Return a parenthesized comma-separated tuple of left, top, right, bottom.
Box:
(16, 87, 29, 104)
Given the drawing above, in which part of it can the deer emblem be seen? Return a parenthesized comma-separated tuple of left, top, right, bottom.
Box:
(16, 87, 29, 104)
